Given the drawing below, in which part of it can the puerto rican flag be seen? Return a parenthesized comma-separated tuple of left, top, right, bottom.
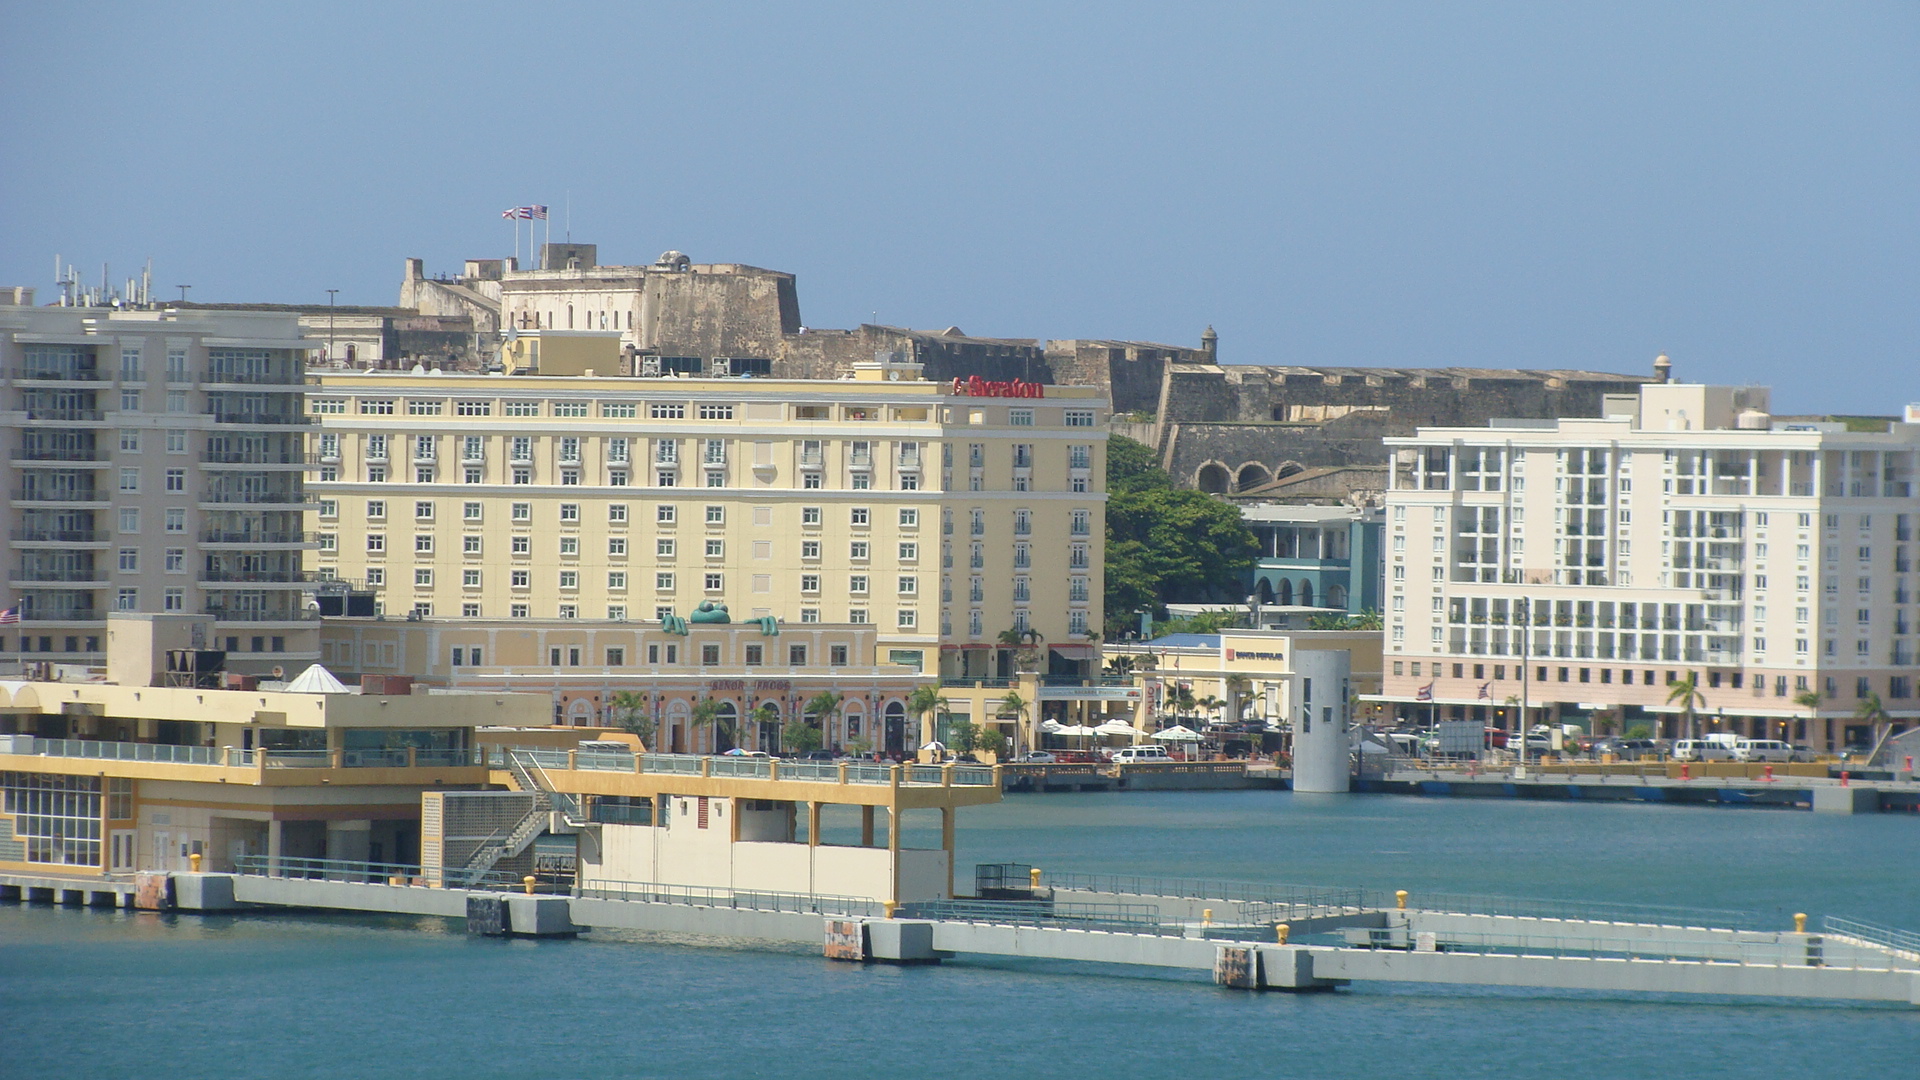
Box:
(1415, 682, 1434, 702)
(0, 606, 18, 625)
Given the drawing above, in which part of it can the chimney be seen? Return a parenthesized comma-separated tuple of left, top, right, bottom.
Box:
(1653, 354, 1672, 384)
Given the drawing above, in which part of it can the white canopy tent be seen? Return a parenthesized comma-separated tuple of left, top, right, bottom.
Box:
(285, 664, 351, 694)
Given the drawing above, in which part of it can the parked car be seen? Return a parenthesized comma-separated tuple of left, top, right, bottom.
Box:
(1733, 739, 1795, 763)
(799, 750, 838, 762)
(1015, 751, 1057, 763)
(1109, 745, 1173, 765)
(1672, 739, 1737, 762)
(1591, 737, 1661, 761)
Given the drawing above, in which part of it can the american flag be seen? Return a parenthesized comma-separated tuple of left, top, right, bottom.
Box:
(500, 205, 549, 220)
(0, 606, 18, 625)
(1415, 682, 1434, 702)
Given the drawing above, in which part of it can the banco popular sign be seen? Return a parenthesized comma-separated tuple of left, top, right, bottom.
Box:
(950, 376, 1045, 398)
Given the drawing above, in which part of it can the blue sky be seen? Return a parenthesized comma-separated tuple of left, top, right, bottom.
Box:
(2, 2, 1914, 412)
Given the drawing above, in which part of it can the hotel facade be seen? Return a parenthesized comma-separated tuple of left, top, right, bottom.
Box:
(306, 355, 1108, 751)
(1379, 381, 1920, 751)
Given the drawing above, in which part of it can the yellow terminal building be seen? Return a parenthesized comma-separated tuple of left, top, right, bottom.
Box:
(306, 349, 1109, 753)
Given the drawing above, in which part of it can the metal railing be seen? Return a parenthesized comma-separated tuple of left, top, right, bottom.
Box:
(1822, 915, 1920, 958)
(232, 855, 537, 890)
(201, 530, 318, 544)
(1364, 889, 1761, 931)
(11, 367, 103, 381)
(486, 747, 998, 787)
(577, 878, 885, 917)
(898, 899, 1179, 935)
(22, 409, 106, 422)
(9, 529, 101, 543)
(1041, 870, 1367, 915)
(7, 737, 228, 765)
(1342, 925, 1910, 970)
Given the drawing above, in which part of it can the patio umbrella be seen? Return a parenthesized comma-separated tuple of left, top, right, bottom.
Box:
(1095, 719, 1139, 740)
(1151, 724, 1203, 741)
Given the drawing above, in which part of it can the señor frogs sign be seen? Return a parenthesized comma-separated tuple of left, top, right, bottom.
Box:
(950, 376, 1045, 398)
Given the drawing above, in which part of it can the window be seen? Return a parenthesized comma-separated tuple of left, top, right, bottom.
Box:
(165, 548, 185, 571)
(658, 504, 677, 524)
(897, 576, 917, 595)
(1070, 509, 1090, 536)
(414, 534, 433, 554)
(311, 398, 346, 414)
(414, 568, 433, 587)
(608, 571, 627, 590)
(359, 399, 395, 415)
(511, 570, 530, 588)
(455, 400, 491, 417)
(118, 507, 140, 533)
(119, 467, 139, 492)
(705, 539, 724, 558)
(366, 568, 385, 586)
(164, 587, 184, 611)
(511, 536, 530, 555)
(553, 401, 587, 418)
(510, 603, 529, 618)
(899, 508, 919, 528)
(166, 390, 187, 413)
(802, 507, 821, 526)
(704, 573, 723, 591)
(656, 572, 676, 591)
(407, 399, 443, 416)
(559, 503, 580, 522)
(701, 644, 722, 665)
(698, 404, 734, 420)
(650, 403, 685, 419)
(898, 542, 918, 561)
(850, 540, 872, 561)
(415, 501, 435, 520)
(602, 403, 636, 419)
(849, 575, 869, 594)
(163, 508, 185, 533)
(830, 644, 849, 666)
(558, 604, 577, 619)
(367, 534, 385, 553)
(705, 505, 725, 525)
(609, 537, 628, 556)
(464, 569, 482, 588)
(166, 430, 187, 453)
(1009, 408, 1033, 426)
(801, 574, 821, 593)
(897, 609, 917, 629)
(557, 571, 579, 589)
(462, 535, 482, 555)
(849, 609, 868, 624)
(504, 401, 540, 417)
(118, 548, 138, 572)
(800, 608, 821, 624)
(744, 644, 763, 666)
(850, 507, 869, 527)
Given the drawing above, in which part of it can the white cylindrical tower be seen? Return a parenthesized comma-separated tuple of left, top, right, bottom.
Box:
(1291, 649, 1351, 793)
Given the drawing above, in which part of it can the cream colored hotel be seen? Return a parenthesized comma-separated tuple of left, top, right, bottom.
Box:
(306, 340, 1107, 752)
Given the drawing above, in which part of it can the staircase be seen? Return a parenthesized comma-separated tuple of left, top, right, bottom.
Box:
(459, 750, 587, 881)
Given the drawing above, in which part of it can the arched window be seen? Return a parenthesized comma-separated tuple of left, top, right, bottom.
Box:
(567, 304, 574, 329)
(1299, 580, 1315, 607)
(566, 698, 594, 726)
(1196, 463, 1230, 494)
(884, 701, 908, 753)
(1327, 584, 1348, 609)
(714, 701, 738, 752)
(756, 700, 781, 752)
(1256, 579, 1274, 604)
(1277, 580, 1293, 606)
(664, 699, 691, 754)
(1235, 463, 1271, 492)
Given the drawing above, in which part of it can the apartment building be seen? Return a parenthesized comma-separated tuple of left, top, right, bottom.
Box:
(1, 304, 319, 673)
(1379, 381, 1920, 751)
(306, 358, 1108, 743)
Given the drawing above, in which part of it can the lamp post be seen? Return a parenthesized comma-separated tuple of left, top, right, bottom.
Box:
(1245, 592, 1262, 631)
(326, 289, 339, 365)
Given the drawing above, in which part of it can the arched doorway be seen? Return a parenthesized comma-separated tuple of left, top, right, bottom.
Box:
(664, 699, 690, 754)
(884, 701, 907, 754)
(1195, 463, 1230, 494)
(1235, 463, 1272, 492)
(1298, 580, 1314, 607)
(714, 701, 738, 753)
(1326, 584, 1348, 609)
(1276, 580, 1294, 606)
(565, 698, 595, 727)
(1257, 579, 1274, 604)
(842, 706, 864, 753)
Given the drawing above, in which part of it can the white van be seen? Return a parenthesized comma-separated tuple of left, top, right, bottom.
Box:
(1110, 745, 1173, 765)
(1672, 739, 1737, 762)
(1733, 738, 1795, 763)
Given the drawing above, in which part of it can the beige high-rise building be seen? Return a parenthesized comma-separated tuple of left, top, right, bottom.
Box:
(1380, 379, 1920, 752)
(307, 354, 1108, 748)
(1, 303, 318, 673)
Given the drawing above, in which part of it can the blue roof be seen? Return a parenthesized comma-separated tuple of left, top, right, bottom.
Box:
(1144, 634, 1221, 649)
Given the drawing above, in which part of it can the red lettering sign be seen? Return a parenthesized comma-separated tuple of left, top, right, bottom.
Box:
(950, 376, 1044, 399)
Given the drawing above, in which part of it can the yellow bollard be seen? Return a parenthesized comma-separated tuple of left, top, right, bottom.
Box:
(1029, 867, 1042, 890)
(523, 875, 536, 895)
(189, 852, 202, 872)
(1396, 890, 1408, 911)
(1202, 907, 1213, 928)
(1275, 923, 1290, 945)
(884, 900, 899, 919)
(1794, 912, 1807, 934)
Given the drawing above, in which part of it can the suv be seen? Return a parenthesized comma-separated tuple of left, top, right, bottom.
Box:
(1733, 738, 1794, 763)
(1109, 745, 1173, 765)
(1672, 739, 1737, 762)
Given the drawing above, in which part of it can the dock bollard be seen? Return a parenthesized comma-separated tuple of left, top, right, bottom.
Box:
(1395, 890, 1408, 911)
(523, 875, 536, 895)
(1680, 762, 1690, 781)
(189, 852, 202, 872)
(1840, 771, 1850, 787)
(1275, 923, 1290, 945)
(1202, 908, 1213, 929)
(1030, 867, 1042, 890)
(1764, 764, 1775, 782)
(884, 901, 898, 919)
(1794, 912, 1807, 934)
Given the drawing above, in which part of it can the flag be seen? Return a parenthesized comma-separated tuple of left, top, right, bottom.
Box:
(528, 205, 548, 220)
(501, 207, 521, 219)
(1478, 683, 1492, 701)
(0, 606, 18, 625)
(1415, 682, 1434, 702)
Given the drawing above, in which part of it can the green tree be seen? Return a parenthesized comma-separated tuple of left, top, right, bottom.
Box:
(1104, 437, 1259, 631)
(804, 691, 842, 749)
(975, 725, 1008, 759)
(749, 703, 779, 753)
(690, 698, 724, 753)
(907, 684, 950, 746)
(947, 718, 979, 754)
(998, 691, 1029, 757)
(1166, 685, 1198, 725)
(608, 690, 656, 749)
(781, 715, 824, 754)
(1666, 673, 1706, 743)
(1853, 692, 1891, 759)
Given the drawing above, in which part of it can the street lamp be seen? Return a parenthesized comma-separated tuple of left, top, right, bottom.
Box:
(1245, 592, 1261, 631)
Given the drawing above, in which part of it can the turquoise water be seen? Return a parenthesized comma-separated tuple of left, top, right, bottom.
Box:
(4, 792, 1918, 1079)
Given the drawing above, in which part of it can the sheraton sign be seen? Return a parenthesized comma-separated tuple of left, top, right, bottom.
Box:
(950, 376, 1045, 398)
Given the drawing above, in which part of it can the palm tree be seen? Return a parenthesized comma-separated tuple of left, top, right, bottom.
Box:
(805, 691, 843, 749)
(1223, 674, 1251, 723)
(1166, 685, 1198, 727)
(749, 702, 778, 754)
(996, 626, 1046, 673)
(1104, 655, 1137, 680)
(1196, 694, 1225, 725)
(1666, 673, 1706, 743)
(689, 698, 722, 754)
(1793, 688, 1822, 750)
(1853, 692, 1892, 763)
(907, 684, 950, 746)
(998, 690, 1029, 756)
(608, 690, 655, 749)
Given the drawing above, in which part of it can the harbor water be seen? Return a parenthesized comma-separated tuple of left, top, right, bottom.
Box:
(3, 792, 1917, 1078)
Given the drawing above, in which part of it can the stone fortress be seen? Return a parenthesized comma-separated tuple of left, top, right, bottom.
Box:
(399, 243, 1649, 501)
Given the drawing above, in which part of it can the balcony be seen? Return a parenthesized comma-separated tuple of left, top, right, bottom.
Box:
(197, 569, 317, 585)
(22, 408, 106, 422)
(201, 530, 319, 546)
(10, 367, 103, 382)
(200, 370, 302, 386)
(17, 609, 102, 623)
(10, 570, 106, 585)
(10, 489, 106, 505)
(10, 448, 107, 463)
(200, 450, 316, 466)
(205, 411, 312, 426)
(201, 607, 321, 623)
(10, 528, 103, 545)
(197, 491, 310, 506)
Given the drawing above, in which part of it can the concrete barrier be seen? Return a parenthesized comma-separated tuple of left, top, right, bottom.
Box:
(1813, 786, 1881, 814)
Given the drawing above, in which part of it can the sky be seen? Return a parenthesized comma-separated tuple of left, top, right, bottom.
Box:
(2, 2, 1914, 412)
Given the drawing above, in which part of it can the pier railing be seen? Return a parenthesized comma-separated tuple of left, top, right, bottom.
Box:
(488, 747, 998, 787)
(1365, 889, 1762, 931)
(1822, 915, 1920, 959)
(576, 878, 885, 918)
(1343, 925, 1918, 971)
(899, 899, 1180, 934)
(1040, 870, 1367, 916)
(231, 855, 548, 891)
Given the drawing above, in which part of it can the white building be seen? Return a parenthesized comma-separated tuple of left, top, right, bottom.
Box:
(1379, 379, 1920, 751)
(1, 303, 319, 673)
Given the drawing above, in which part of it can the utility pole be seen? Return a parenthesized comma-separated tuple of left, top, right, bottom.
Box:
(1517, 598, 1531, 775)
(175, 285, 190, 302)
